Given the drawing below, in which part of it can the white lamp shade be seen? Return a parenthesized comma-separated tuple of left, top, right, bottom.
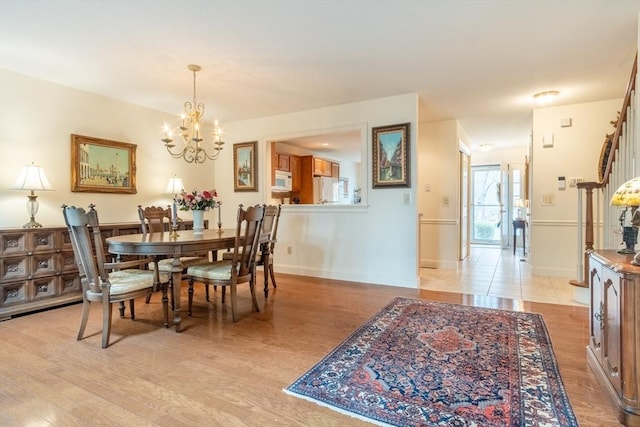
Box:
(12, 164, 53, 191)
(164, 176, 185, 194)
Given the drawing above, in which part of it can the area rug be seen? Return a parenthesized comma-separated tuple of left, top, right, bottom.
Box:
(284, 297, 578, 426)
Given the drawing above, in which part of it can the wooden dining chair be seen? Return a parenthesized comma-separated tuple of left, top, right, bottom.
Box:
(222, 204, 281, 298)
(187, 204, 265, 321)
(62, 204, 170, 348)
(138, 205, 210, 307)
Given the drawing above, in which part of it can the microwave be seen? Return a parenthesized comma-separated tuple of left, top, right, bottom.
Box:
(272, 170, 292, 191)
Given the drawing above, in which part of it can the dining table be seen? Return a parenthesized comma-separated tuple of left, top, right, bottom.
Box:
(106, 228, 237, 332)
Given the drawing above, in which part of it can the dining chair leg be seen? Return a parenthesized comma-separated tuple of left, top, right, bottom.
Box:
(205, 284, 210, 301)
(221, 286, 226, 304)
(118, 301, 126, 318)
(102, 302, 113, 349)
(250, 272, 260, 313)
(230, 284, 238, 322)
(263, 252, 270, 298)
(269, 261, 277, 289)
(187, 279, 194, 316)
(77, 299, 91, 340)
(129, 300, 136, 320)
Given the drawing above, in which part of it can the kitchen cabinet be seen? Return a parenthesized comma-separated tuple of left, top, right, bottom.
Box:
(331, 162, 340, 178)
(277, 153, 290, 172)
(299, 156, 340, 203)
(290, 155, 301, 192)
(313, 157, 331, 177)
(587, 250, 640, 426)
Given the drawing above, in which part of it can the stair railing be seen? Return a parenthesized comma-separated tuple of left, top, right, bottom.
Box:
(572, 55, 637, 286)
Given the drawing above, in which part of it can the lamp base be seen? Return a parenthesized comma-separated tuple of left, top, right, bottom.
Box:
(22, 218, 43, 228)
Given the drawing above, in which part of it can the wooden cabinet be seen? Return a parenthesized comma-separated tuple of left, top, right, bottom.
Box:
(588, 250, 640, 425)
(277, 153, 290, 172)
(313, 157, 332, 177)
(290, 155, 301, 192)
(0, 220, 198, 320)
(331, 162, 340, 178)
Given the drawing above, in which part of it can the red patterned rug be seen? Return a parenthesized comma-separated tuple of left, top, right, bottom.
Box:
(285, 297, 578, 426)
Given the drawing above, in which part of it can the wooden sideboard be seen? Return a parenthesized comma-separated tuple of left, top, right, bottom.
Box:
(0, 220, 201, 320)
(588, 250, 640, 426)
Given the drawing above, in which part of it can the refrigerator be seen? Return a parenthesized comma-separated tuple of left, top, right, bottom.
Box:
(313, 176, 339, 204)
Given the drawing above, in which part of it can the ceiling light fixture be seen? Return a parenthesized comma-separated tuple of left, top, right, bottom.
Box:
(161, 64, 224, 164)
(478, 144, 494, 152)
(534, 90, 559, 105)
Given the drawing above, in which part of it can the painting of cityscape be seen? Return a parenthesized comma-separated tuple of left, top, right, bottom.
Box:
(233, 141, 257, 192)
(71, 134, 137, 193)
(372, 123, 410, 188)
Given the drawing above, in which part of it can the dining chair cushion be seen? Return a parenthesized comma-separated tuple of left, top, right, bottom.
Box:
(187, 261, 233, 281)
(86, 270, 170, 297)
(153, 256, 210, 271)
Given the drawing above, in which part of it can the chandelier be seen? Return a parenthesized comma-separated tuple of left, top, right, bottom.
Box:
(162, 64, 224, 163)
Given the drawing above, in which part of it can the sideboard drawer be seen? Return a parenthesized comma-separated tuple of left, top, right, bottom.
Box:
(0, 280, 28, 307)
(0, 232, 28, 256)
(0, 256, 29, 282)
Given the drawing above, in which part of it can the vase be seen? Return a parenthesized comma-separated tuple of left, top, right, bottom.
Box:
(192, 209, 205, 235)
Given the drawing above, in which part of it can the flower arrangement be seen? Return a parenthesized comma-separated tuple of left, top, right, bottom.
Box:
(175, 189, 219, 211)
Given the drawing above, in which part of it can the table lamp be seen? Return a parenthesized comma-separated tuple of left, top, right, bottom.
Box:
(611, 176, 640, 264)
(164, 175, 184, 236)
(11, 163, 54, 228)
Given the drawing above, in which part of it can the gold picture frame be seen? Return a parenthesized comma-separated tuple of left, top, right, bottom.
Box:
(233, 141, 258, 192)
(71, 134, 137, 194)
(372, 122, 410, 188)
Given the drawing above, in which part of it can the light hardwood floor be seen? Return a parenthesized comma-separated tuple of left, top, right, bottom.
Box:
(0, 260, 622, 426)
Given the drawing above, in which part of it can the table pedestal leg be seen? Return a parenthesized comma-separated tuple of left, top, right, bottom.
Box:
(172, 265, 183, 332)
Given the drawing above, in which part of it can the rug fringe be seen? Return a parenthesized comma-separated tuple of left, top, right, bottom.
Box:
(282, 388, 395, 427)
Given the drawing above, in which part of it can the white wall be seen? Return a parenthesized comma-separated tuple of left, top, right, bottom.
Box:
(0, 69, 219, 226)
(0, 69, 420, 288)
(418, 119, 466, 269)
(219, 94, 420, 288)
(531, 99, 622, 277)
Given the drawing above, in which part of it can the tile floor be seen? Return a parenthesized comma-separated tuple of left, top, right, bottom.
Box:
(419, 244, 587, 307)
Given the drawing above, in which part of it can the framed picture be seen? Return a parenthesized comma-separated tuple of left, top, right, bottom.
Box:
(233, 141, 258, 192)
(71, 134, 137, 194)
(372, 122, 410, 188)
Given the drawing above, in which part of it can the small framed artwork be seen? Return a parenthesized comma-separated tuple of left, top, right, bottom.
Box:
(71, 134, 137, 194)
(233, 141, 258, 192)
(372, 122, 410, 188)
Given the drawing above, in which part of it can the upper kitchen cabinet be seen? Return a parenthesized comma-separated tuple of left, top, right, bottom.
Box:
(290, 155, 301, 192)
(313, 157, 338, 177)
(277, 153, 290, 172)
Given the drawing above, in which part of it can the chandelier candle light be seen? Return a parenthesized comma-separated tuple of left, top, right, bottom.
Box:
(162, 64, 224, 164)
(11, 163, 54, 228)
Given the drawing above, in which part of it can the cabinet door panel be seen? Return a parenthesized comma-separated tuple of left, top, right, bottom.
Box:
(589, 263, 604, 361)
(603, 268, 622, 395)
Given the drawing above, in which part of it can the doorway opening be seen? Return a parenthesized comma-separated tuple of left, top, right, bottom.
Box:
(471, 165, 501, 244)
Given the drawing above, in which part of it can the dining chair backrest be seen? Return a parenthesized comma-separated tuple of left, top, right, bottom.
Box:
(262, 204, 281, 250)
(138, 205, 171, 234)
(62, 204, 107, 294)
(231, 204, 265, 280)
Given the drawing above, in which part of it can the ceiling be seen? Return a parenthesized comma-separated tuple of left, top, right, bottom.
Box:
(1, 1, 638, 156)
